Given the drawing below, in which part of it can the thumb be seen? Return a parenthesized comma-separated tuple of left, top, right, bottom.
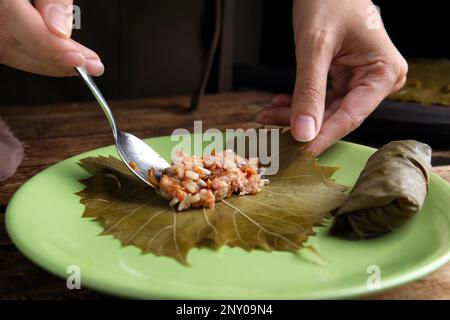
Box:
(290, 40, 332, 142)
(35, 0, 74, 38)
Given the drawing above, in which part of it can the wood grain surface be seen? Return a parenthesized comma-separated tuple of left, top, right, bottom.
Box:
(1, 92, 449, 299)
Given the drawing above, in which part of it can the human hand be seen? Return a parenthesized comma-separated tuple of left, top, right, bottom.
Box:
(0, 0, 103, 77)
(256, 0, 407, 155)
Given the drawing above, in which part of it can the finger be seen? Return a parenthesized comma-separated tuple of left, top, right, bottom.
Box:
(255, 106, 290, 126)
(3, 0, 83, 66)
(257, 90, 343, 125)
(304, 82, 388, 156)
(72, 40, 99, 60)
(1, 45, 76, 76)
(291, 34, 333, 142)
(329, 65, 352, 94)
(2, 0, 103, 75)
(72, 40, 104, 76)
(390, 74, 406, 94)
(35, 0, 104, 74)
(323, 95, 343, 122)
(324, 90, 342, 111)
(2, 41, 102, 77)
(271, 94, 292, 108)
(34, 0, 74, 38)
(390, 55, 408, 94)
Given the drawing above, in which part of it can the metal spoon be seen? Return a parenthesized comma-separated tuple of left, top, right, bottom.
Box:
(75, 66, 170, 188)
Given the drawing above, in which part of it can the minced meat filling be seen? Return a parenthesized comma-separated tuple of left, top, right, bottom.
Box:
(149, 150, 268, 211)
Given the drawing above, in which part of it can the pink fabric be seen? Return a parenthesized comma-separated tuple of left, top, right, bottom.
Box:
(0, 116, 24, 182)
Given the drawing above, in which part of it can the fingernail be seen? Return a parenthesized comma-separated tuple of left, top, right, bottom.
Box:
(255, 108, 274, 123)
(272, 95, 290, 106)
(85, 59, 105, 76)
(271, 96, 282, 105)
(57, 51, 85, 67)
(293, 115, 316, 142)
(47, 4, 72, 38)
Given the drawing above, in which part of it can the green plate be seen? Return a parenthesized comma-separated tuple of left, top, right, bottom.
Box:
(6, 137, 450, 299)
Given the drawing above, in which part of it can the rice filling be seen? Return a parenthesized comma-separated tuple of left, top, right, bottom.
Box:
(149, 150, 267, 211)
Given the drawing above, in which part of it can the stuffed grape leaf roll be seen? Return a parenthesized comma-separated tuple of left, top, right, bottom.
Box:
(330, 140, 432, 239)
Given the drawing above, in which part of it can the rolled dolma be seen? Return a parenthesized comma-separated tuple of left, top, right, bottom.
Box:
(330, 140, 432, 238)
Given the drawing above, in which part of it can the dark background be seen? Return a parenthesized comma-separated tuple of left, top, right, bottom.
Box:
(0, 0, 448, 106)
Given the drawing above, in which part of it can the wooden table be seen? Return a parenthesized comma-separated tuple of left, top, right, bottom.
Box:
(1, 92, 449, 299)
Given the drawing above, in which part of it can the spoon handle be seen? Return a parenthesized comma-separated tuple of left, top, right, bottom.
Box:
(75, 66, 119, 138)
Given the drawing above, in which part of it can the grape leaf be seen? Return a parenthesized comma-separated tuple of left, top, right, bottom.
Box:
(388, 59, 450, 106)
(77, 131, 347, 265)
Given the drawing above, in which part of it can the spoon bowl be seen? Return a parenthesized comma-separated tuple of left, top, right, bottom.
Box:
(116, 131, 170, 185)
(75, 66, 170, 188)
